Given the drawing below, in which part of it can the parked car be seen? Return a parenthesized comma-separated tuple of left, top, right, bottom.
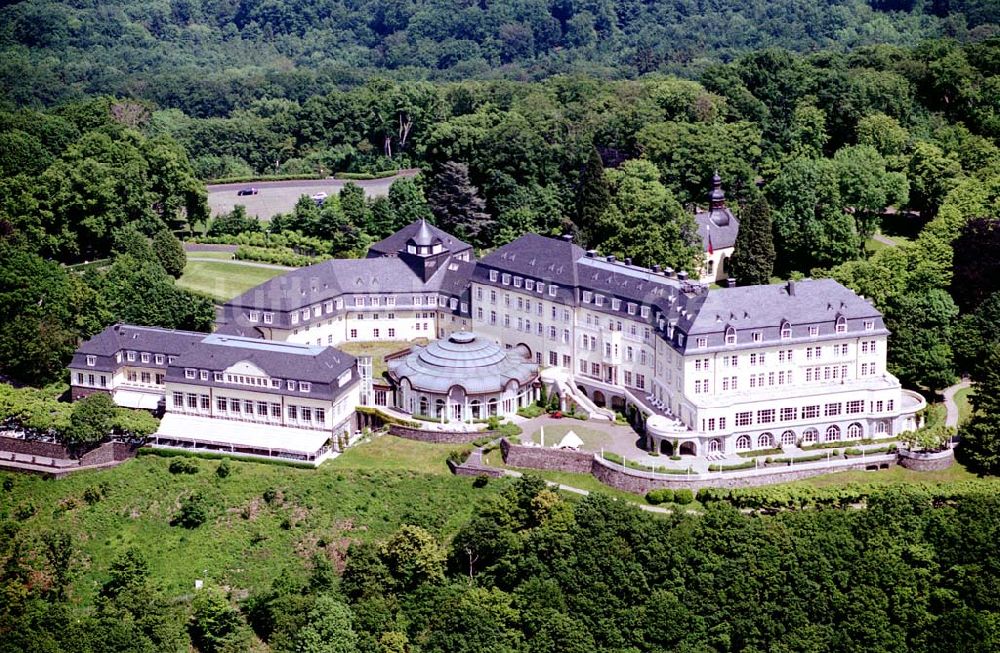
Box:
(236, 188, 258, 196)
(311, 192, 328, 201)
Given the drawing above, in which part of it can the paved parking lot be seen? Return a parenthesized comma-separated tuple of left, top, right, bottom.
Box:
(207, 169, 419, 219)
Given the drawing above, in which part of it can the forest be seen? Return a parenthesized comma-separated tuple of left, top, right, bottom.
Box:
(3, 0, 1000, 113)
(3, 471, 1000, 653)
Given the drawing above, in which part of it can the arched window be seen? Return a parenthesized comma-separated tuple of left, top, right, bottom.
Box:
(847, 422, 863, 439)
(706, 259, 715, 274)
(758, 433, 774, 448)
(825, 425, 841, 441)
(419, 396, 428, 416)
(780, 430, 796, 446)
(875, 420, 888, 435)
(835, 316, 847, 333)
(709, 439, 722, 453)
(802, 428, 818, 444)
(736, 434, 751, 450)
(780, 321, 792, 339)
(434, 398, 445, 418)
(725, 326, 737, 345)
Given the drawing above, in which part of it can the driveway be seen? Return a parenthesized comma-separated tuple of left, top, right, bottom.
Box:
(207, 169, 420, 219)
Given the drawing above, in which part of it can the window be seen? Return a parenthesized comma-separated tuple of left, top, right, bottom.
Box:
(489, 270, 498, 282)
(127, 351, 136, 362)
(824, 402, 842, 417)
(780, 407, 797, 421)
(780, 322, 792, 339)
(847, 422, 863, 439)
(752, 331, 762, 342)
(758, 409, 775, 424)
(758, 433, 773, 448)
(641, 306, 650, 318)
(315, 408, 325, 423)
(736, 434, 751, 450)
(388, 328, 396, 338)
(548, 285, 557, 296)
(809, 326, 819, 337)
(627, 302, 636, 315)
(636, 374, 645, 389)
(287, 405, 297, 420)
(100, 375, 107, 387)
(185, 369, 195, 379)
(595, 294, 604, 307)
(217, 397, 227, 412)
(230, 398, 241, 413)
(301, 407, 312, 422)
(155, 354, 165, 365)
(271, 403, 281, 418)
(373, 328, 380, 338)
(501, 274, 510, 285)
(300, 382, 311, 393)
(722, 376, 737, 391)
(803, 405, 820, 419)
(864, 320, 874, 331)
(76, 372, 84, 384)
(781, 430, 796, 446)
(249, 311, 260, 322)
(736, 411, 753, 427)
(696, 337, 707, 348)
(835, 316, 847, 333)
(582, 291, 592, 303)
(525, 280, 534, 291)
(287, 380, 297, 391)
(612, 298, 621, 311)
(263, 312, 274, 324)
(350, 329, 357, 339)
(847, 400, 864, 414)
(200, 370, 209, 380)
(87, 373, 95, 386)
(301, 309, 309, 321)
(802, 428, 818, 444)
(825, 425, 841, 442)
(172, 392, 183, 408)
(86, 355, 96, 366)
(725, 327, 736, 345)
(140, 352, 150, 363)
(140, 372, 150, 383)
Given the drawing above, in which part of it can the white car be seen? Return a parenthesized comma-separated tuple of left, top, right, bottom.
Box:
(311, 192, 328, 201)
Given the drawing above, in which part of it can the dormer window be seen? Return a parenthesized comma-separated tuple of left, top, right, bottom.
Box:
(86, 355, 96, 366)
(200, 370, 209, 380)
(549, 285, 558, 297)
(809, 326, 819, 337)
(263, 312, 273, 324)
(127, 351, 136, 362)
(641, 306, 650, 318)
(595, 294, 604, 306)
(501, 274, 511, 285)
(835, 316, 847, 333)
(168, 356, 176, 364)
(271, 379, 280, 388)
(287, 380, 296, 391)
(300, 309, 309, 321)
(450, 298, 458, 310)
(489, 270, 498, 282)
(752, 331, 762, 343)
(141, 352, 150, 363)
(612, 298, 621, 311)
(525, 280, 534, 291)
(583, 291, 592, 303)
(155, 354, 164, 365)
(696, 337, 707, 348)
(300, 382, 311, 393)
(214, 372, 223, 381)
(185, 369, 196, 379)
(627, 303, 637, 315)
(864, 320, 874, 331)
(291, 313, 299, 325)
(780, 322, 792, 339)
(249, 311, 260, 322)
(514, 276, 522, 288)
(725, 327, 737, 345)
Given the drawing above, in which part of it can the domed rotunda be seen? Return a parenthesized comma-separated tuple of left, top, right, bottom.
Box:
(387, 332, 539, 422)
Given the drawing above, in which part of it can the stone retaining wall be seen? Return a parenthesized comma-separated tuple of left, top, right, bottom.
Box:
(500, 438, 594, 474)
(79, 441, 138, 466)
(449, 451, 505, 478)
(897, 448, 954, 471)
(390, 424, 494, 444)
(0, 436, 138, 464)
(0, 436, 71, 458)
(589, 455, 898, 493)
(70, 386, 109, 402)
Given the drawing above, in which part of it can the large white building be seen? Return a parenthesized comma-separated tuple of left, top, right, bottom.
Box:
(202, 217, 924, 458)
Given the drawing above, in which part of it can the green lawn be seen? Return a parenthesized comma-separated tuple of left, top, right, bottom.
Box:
(955, 387, 976, 425)
(779, 458, 990, 490)
(185, 250, 237, 260)
(339, 339, 426, 377)
(177, 260, 287, 301)
(1, 443, 503, 609)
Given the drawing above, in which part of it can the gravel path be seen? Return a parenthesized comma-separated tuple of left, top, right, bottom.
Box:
(943, 378, 972, 428)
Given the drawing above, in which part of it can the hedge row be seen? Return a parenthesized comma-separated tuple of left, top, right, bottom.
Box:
(234, 245, 324, 267)
(708, 459, 757, 472)
(333, 170, 399, 180)
(801, 436, 897, 451)
(136, 447, 316, 469)
(737, 447, 784, 458)
(207, 173, 324, 185)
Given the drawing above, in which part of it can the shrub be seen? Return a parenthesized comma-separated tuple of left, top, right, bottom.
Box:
(83, 486, 102, 505)
(737, 447, 784, 458)
(516, 405, 544, 418)
(670, 455, 681, 461)
(673, 489, 694, 505)
(708, 460, 756, 471)
(645, 488, 674, 505)
(844, 447, 863, 456)
(2, 477, 13, 492)
(174, 492, 208, 528)
(472, 475, 490, 488)
(447, 447, 472, 464)
(497, 422, 523, 438)
(471, 435, 494, 447)
(216, 458, 232, 478)
(334, 170, 398, 180)
(169, 458, 199, 475)
(486, 415, 501, 430)
(263, 487, 278, 504)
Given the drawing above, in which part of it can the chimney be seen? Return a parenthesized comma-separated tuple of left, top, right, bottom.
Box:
(606, 255, 616, 263)
(677, 271, 688, 281)
(787, 280, 796, 296)
(561, 234, 573, 243)
(651, 264, 661, 273)
(665, 267, 675, 277)
(586, 249, 597, 258)
(727, 277, 737, 287)
(624, 257, 632, 266)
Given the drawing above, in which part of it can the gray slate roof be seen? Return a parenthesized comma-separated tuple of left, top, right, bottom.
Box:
(388, 331, 537, 395)
(367, 219, 472, 258)
(71, 324, 206, 372)
(165, 334, 357, 401)
(694, 207, 740, 251)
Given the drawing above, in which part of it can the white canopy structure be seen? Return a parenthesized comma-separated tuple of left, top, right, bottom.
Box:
(556, 430, 584, 450)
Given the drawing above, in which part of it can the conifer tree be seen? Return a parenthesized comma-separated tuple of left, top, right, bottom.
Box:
(729, 195, 776, 286)
(426, 162, 491, 244)
(960, 345, 1000, 475)
(152, 229, 186, 279)
(576, 145, 611, 247)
